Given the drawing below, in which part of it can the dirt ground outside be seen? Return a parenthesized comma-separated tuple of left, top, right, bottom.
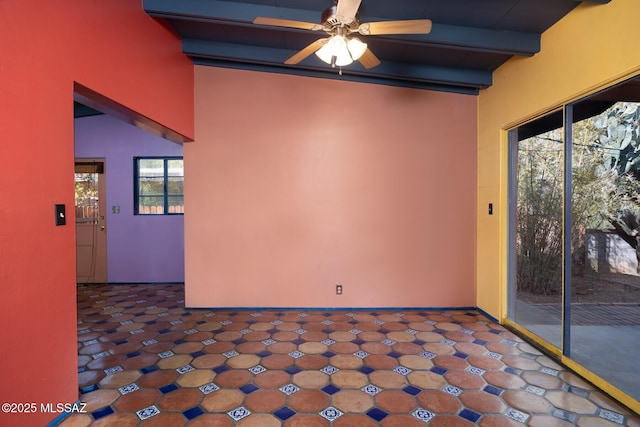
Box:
(519, 273, 640, 305)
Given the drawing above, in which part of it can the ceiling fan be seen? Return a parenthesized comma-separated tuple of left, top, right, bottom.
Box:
(253, 0, 432, 70)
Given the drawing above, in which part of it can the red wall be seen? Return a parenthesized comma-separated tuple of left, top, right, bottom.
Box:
(186, 67, 477, 308)
(0, 2, 193, 425)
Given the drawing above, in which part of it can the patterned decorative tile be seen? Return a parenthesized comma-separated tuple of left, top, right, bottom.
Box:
(394, 366, 412, 375)
(158, 351, 175, 358)
(322, 366, 340, 375)
(104, 366, 123, 374)
(540, 367, 559, 376)
(506, 408, 529, 423)
(319, 406, 343, 421)
(525, 385, 546, 396)
(176, 364, 195, 374)
(136, 405, 160, 420)
(443, 385, 462, 396)
(228, 406, 251, 421)
(289, 350, 305, 359)
(599, 410, 624, 424)
(199, 382, 220, 394)
(249, 364, 267, 374)
(412, 407, 435, 421)
(361, 384, 382, 396)
(466, 366, 486, 376)
(93, 351, 111, 359)
(279, 384, 300, 395)
(118, 383, 140, 395)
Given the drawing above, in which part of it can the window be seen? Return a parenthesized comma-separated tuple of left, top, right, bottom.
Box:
(134, 157, 184, 215)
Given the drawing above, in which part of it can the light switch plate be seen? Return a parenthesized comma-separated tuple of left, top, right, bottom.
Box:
(55, 204, 66, 226)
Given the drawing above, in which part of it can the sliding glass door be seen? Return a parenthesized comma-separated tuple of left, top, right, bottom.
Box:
(508, 76, 640, 403)
(509, 111, 564, 349)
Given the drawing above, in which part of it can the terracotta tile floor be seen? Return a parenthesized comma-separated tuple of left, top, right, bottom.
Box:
(56, 284, 639, 426)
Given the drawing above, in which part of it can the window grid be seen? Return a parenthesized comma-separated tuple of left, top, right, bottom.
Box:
(134, 157, 184, 215)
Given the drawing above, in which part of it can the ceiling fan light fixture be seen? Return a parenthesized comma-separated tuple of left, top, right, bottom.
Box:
(315, 35, 367, 67)
(347, 37, 367, 60)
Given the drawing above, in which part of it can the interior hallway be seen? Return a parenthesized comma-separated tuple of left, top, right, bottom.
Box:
(57, 284, 639, 426)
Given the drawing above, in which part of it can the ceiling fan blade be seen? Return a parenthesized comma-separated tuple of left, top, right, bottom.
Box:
(253, 17, 324, 31)
(285, 39, 328, 64)
(358, 19, 432, 35)
(335, 0, 362, 23)
(358, 48, 381, 69)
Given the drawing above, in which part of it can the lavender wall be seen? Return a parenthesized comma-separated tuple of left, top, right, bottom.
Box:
(74, 114, 184, 283)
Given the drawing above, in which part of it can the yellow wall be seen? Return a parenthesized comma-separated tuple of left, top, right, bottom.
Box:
(477, 0, 640, 319)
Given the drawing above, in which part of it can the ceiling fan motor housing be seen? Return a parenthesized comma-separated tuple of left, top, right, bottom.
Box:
(322, 5, 358, 30)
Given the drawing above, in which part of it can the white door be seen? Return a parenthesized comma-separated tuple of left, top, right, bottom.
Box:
(75, 160, 107, 283)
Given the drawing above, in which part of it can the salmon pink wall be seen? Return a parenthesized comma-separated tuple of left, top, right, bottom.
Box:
(186, 66, 476, 309)
(0, 1, 193, 426)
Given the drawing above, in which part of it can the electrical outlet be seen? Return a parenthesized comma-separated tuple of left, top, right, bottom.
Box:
(336, 285, 342, 295)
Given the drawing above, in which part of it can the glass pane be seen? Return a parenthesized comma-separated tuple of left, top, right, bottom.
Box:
(167, 177, 183, 195)
(570, 85, 640, 400)
(138, 196, 165, 214)
(139, 158, 164, 176)
(167, 159, 183, 177)
(510, 112, 564, 348)
(139, 177, 164, 195)
(168, 195, 184, 213)
(75, 172, 99, 224)
(137, 158, 166, 215)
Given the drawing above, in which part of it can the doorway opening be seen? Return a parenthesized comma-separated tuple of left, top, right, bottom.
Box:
(75, 160, 107, 283)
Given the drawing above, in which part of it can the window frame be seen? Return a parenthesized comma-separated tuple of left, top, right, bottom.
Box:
(134, 156, 184, 216)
